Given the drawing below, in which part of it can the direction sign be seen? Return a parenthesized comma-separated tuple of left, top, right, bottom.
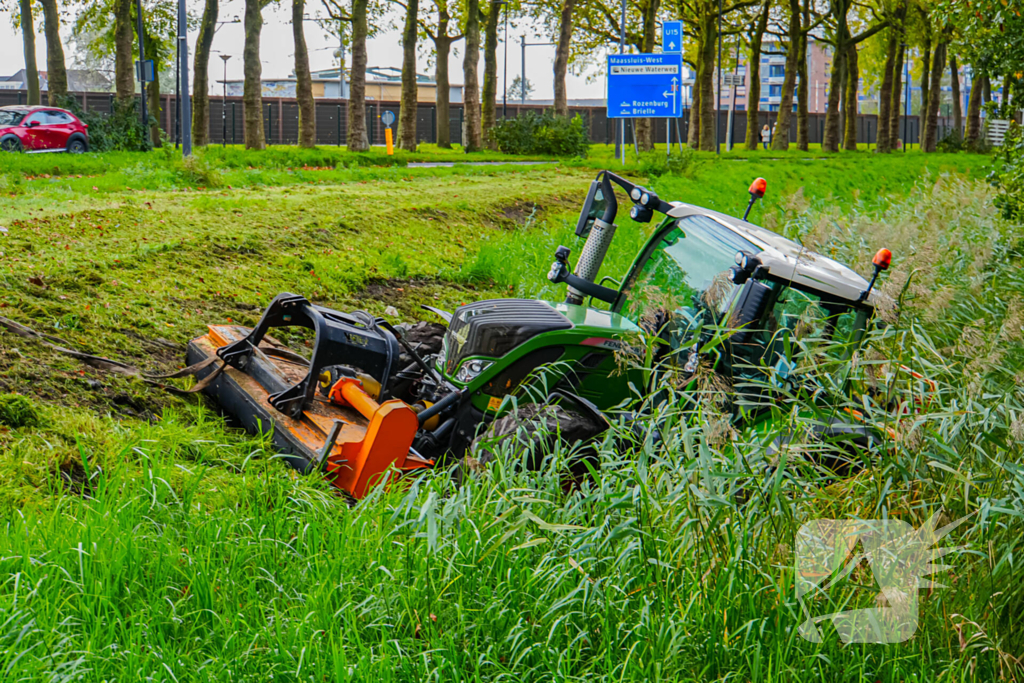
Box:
(723, 73, 745, 87)
(662, 20, 683, 53)
(381, 110, 396, 127)
(607, 53, 684, 119)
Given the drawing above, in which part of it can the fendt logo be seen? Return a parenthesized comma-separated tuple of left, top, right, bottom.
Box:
(794, 511, 973, 644)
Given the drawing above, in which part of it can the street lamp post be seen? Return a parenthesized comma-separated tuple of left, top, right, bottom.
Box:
(903, 44, 910, 152)
(220, 54, 230, 146)
(178, 0, 192, 156)
(135, 0, 148, 140)
(716, 0, 722, 155)
(501, 0, 508, 119)
(618, 0, 625, 164)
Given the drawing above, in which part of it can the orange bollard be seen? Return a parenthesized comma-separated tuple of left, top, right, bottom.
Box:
(385, 127, 394, 155)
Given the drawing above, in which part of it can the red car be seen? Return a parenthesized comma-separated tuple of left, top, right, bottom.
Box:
(0, 105, 89, 154)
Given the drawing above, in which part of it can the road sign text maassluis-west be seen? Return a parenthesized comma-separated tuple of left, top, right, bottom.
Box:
(606, 53, 684, 119)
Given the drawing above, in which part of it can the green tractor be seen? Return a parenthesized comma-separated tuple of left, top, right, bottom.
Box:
(188, 171, 893, 499)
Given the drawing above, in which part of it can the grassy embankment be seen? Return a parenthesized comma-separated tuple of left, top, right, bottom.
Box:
(0, 147, 1021, 681)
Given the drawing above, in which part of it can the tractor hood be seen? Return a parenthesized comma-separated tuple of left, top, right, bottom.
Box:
(437, 298, 639, 377)
(439, 299, 573, 375)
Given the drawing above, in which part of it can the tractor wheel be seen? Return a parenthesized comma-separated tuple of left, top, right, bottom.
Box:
(388, 320, 446, 400)
(464, 403, 606, 477)
(394, 321, 446, 366)
(1, 137, 23, 153)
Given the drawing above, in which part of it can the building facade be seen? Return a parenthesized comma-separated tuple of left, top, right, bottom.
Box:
(221, 66, 463, 104)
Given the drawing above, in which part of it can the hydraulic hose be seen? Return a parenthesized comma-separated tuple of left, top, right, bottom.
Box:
(417, 389, 462, 426)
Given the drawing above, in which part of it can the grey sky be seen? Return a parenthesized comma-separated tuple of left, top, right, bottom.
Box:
(1, 1, 605, 100)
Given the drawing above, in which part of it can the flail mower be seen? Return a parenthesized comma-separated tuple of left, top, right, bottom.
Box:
(186, 172, 900, 499)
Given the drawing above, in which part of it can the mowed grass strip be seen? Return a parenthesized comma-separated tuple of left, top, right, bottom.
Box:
(0, 166, 590, 413)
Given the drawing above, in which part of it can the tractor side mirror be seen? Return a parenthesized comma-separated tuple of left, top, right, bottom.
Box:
(575, 180, 606, 236)
(858, 248, 893, 302)
(743, 177, 768, 221)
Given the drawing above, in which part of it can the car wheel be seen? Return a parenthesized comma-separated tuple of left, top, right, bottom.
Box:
(0, 137, 23, 153)
(67, 139, 87, 154)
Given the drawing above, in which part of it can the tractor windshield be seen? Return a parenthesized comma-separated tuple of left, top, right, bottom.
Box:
(622, 215, 758, 328)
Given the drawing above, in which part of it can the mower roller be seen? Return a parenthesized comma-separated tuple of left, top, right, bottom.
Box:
(188, 171, 900, 499)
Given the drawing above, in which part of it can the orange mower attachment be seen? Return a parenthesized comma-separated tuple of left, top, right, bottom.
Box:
(186, 297, 433, 500)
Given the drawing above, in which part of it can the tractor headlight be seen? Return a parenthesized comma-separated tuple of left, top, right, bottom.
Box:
(455, 358, 494, 383)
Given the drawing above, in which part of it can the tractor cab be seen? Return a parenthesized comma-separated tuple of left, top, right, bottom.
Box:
(550, 171, 891, 388)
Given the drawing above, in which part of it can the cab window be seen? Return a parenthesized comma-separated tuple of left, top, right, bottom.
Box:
(745, 286, 859, 377)
(622, 215, 758, 335)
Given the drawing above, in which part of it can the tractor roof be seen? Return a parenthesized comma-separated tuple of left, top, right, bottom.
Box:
(667, 203, 889, 308)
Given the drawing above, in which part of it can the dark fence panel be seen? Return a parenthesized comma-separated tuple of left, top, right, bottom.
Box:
(1, 89, 953, 150)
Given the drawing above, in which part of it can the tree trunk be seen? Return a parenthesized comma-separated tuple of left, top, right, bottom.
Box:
(688, 67, 701, 149)
(796, 0, 810, 151)
(633, 0, 661, 152)
(143, 32, 162, 146)
(842, 43, 858, 150)
(397, 0, 419, 150)
(965, 70, 983, 147)
(294, 0, 316, 148)
(697, 11, 717, 152)
(348, 0, 369, 151)
(20, 0, 40, 105)
(111, 0, 133, 104)
(434, 32, 453, 148)
(553, 0, 576, 117)
(889, 41, 904, 147)
(243, 0, 266, 149)
(922, 41, 945, 152)
(745, 0, 770, 150)
(876, 29, 897, 152)
(462, 0, 482, 152)
(918, 38, 930, 121)
(192, 0, 218, 147)
(822, 49, 844, 152)
(481, 2, 499, 148)
(1005, 72, 1015, 115)
(41, 0, 68, 102)
(771, 0, 800, 151)
(949, 54, 962, 138)
(981, 73, 990, 104)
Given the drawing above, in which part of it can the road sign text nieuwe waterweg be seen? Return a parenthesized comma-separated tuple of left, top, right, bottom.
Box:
(606, 53, 684, 119)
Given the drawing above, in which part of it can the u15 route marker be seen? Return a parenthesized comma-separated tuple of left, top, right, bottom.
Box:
(607, 53, 683, 119)
(662, 21, 683, 53)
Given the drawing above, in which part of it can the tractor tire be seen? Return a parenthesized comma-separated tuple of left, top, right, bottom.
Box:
(465, 403, 606, 473)
(387, 320, 446, 400)
(394, 320, 446, 369)
(67, 138, 88, 154)
(1, 136, 23, 153)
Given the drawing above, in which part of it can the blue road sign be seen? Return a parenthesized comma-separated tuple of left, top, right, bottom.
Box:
(381, 110, 396, 127)
(607, 53, 683, 119)
(662, 21, 683, 53)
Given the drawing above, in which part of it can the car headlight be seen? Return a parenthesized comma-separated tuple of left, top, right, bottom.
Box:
(455, 358, 493, 383)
